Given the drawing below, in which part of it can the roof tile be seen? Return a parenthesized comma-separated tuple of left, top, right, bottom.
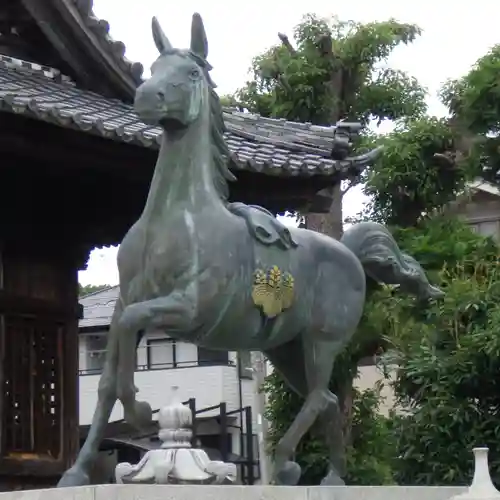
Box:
(79, 285, 119, 329)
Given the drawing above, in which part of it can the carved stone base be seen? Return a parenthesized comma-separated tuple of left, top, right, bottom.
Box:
(115, 448, 237, 485)
(115, 388, 237, 485)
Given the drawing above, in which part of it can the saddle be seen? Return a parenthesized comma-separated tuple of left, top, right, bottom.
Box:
(227, 202, 298, 250)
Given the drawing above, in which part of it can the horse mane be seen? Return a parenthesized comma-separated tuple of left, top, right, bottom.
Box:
(188, 51, 237, 200)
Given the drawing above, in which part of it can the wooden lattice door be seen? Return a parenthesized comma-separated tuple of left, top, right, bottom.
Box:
(2, 316, 63, 459)
(0, 245, 79, 480)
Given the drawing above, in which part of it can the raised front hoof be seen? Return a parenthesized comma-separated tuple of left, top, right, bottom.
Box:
(57, 466, 90, 488)
(273, 461, 301, 486)
(320, 469, 345, 486)
(125, 400, 153, 431)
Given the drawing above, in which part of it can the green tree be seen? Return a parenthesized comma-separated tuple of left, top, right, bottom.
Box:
(236, 15, 426, 126)
(376, 219, 500, 485)
(219, 94, 241, 109)
(440, 44, 500, 185)
(364, 43, 500, 486)
(236, 14, 427, 237)
(79, 284, 111, 297)
(362, 117, 469, 227)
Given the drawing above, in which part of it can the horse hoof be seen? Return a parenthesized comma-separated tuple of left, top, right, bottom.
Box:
(125, 400, 153, 430)
(57, 466, 90, 488)
(320, 469, 345, 486)
(135, 400, 153, 427)
(275, 461, 301, 486)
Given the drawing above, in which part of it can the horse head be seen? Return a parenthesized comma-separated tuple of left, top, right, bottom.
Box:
(134, 13, 211, 131)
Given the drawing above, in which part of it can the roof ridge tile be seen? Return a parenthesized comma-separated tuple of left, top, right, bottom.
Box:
(71, 0, 144, 85)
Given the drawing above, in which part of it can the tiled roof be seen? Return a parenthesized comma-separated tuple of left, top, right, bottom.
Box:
(0, 55, 380, 177)
(79, 285, 119, 329)
(70, 0, 144, 86)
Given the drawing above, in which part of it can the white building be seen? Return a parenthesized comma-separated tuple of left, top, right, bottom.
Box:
(78, 286, 265, 483)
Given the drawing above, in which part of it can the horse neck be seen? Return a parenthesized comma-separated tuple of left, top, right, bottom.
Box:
(141, 108, 221, 220)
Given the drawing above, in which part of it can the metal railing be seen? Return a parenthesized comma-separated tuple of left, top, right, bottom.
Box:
(79, 345, 236, 376)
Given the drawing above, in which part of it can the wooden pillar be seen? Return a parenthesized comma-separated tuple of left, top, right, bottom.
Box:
(0, 241, 80, 487)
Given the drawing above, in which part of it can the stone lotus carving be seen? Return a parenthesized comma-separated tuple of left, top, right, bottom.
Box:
(115, 389, 237, 485)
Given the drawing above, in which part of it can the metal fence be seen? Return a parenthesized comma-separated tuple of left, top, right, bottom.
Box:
(79, 342, 236, 375)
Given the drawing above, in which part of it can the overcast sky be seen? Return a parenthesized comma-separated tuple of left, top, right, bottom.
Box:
(79, 0, 500, 286)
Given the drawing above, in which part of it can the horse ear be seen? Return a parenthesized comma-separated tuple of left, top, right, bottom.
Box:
(190, 13, 208, 59)
(151, 16, 172, 53)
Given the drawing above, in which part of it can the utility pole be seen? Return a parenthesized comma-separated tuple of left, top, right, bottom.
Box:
(252, 351, 271, 484)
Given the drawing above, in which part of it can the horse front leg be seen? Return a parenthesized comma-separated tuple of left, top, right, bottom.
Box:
(115, 292, 196, 427)
(114, 314, 153, 431)
(57, 303, 123, 487)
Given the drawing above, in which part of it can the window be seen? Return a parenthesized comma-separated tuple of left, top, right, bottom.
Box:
(238, 352, 253, 379)
(146, 338, 176, 369)
(84, 333, 107, 374)
(197, 347, 229, 366)
(472, 220, 499, 240)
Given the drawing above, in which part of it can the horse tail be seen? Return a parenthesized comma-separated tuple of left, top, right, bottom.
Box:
(340, 221, 444, 300)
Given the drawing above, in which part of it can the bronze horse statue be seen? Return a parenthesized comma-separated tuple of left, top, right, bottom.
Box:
(58, 13, 443, 487)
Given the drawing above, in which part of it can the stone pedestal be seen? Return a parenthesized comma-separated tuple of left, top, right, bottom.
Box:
(115, 388, 236, 485)
(0, 484, 468, 500)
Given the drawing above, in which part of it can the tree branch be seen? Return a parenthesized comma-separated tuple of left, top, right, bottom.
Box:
(341, 181, 356, 196)
(316, 33, 333, 57)
(315, 33, 345, 122)
(271, 33, 298, 93)
(433, 152, 458, 167)
(278, 32, 297, 55)
(433, 115, 483, 169)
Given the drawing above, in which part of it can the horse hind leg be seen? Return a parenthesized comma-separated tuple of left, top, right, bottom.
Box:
(266, 336, 345, 486)
(305, 337, 346, 485)
(308, 337, 346, 485)
(265, 339, 308, 485)
(317, 386, 345, 485)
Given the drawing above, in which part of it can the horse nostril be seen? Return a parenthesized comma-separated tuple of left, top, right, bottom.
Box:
(157, 91, 165, 101)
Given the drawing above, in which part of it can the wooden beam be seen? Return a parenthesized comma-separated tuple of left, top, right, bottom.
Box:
(0, 114, 156, 181)
(0, 292, 81, 319)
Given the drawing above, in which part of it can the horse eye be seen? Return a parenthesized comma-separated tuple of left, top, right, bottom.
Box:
(190, 69, 200, 79)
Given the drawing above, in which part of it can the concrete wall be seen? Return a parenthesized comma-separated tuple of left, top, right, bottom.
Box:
(79, 364, 247, 424)
(355, 364, 397, 416)
(0, 484, 467, 500)
(451, 189, 500, 239)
